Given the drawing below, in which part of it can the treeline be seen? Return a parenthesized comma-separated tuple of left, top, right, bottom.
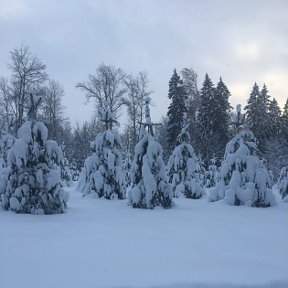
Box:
(1, 45, 288, 179)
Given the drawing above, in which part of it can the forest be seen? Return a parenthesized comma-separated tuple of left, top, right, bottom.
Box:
(0, 45, 288, 214)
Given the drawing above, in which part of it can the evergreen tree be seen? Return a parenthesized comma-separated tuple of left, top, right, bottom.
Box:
(277, 166, 288, 200)
(213, 77, 232, 158)
(167, 69, 187, 151)
(245, 82, 260, 130)
(128, 97, 173, 209)
(197, 74, 216, 165)
(281, 98, 288, 142)
(245, 83, 271, 151)
(167, 124, 203, 198)
(77, 104, 125, 199)
(268, 98, 281, 137)
(208, 106, 275, 207)
(0, 93, 67, 214)
(204, 157, 220, 188)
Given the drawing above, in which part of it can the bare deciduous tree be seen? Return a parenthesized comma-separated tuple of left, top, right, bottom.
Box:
(76, 64, 126, 126)
(40, 80, 66, 141)
(8, 45, 48, 129)
(122, 71, 151, 152)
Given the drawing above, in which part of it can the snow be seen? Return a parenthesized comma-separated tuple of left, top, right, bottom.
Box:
(0, 184, 287, 288)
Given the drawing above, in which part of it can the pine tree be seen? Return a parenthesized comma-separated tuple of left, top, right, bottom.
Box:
(128, 97, 173, 209)
(77, 104, 125, 199)
(208, 105, 275, 207)
(0, 93, 67, 214)
(167, 69, 187, 151)
(167, 124, 203, 198)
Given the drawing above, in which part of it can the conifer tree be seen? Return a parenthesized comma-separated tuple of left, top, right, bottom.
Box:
(281, 98, 288, 142)
(128, 97, 173, 209)
(245, 83, 271, 151)
(167, 124, 203, 198)
(277, 166, 288, 200)
(208, 105, 275, 207)
(197, 74, 216, 165)
(167, 69, 187, 151)
(268, 98, 281, 137)
(0, 93, 67, 214)
(205, 157, 220, 188)
(77, 104, 125, 199)
(245, 82, 260, 130)
(213, 77, 232, 157)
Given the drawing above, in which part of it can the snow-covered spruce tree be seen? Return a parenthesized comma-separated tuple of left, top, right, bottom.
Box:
(128, 97, 173, 209)
(77, 104, 125, 199)
(208, 105, 276, 207)
(277, 167, 288, 200)
(205, 157, 220, 188)
(167, 124, 203, 198)
(0, 93, 67, 214)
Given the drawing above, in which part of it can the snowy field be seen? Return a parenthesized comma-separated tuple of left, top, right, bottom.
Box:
(1, 184, 287, 288)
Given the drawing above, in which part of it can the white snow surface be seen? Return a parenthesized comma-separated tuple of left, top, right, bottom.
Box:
(0, 184, 287, 288)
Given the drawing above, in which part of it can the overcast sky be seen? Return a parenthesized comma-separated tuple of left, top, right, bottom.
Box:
(0, 0, 288, 125)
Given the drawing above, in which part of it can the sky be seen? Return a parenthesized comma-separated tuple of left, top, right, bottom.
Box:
(0, 0, 288, 125)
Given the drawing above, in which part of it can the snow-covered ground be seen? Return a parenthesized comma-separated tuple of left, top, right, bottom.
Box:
(1, 185, 287, 288)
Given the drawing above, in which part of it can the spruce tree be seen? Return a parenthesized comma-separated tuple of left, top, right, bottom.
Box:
(245, 82, 260, 130)
(128, 97, 173, 209)
(213, 77, 232, 158)
(167, 124, 203, 198)
(77, 104, 125, 199)
(167, 69, 187, 151)
(197, 74, 216, 165)
(208, 105, 275, 207)
(245, 83, 271, 151)
(0, 93, 67, 214)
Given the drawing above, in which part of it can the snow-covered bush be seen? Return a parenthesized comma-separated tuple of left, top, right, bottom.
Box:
(0, 94, 67, 214)
(167, 125, 203, 198)
(128, 97, 173, 209)
(77, 105, 125, 199)
(208, 129, 275, 207)
(277, 166, 288, 200)
(205, 157, 220, 188)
